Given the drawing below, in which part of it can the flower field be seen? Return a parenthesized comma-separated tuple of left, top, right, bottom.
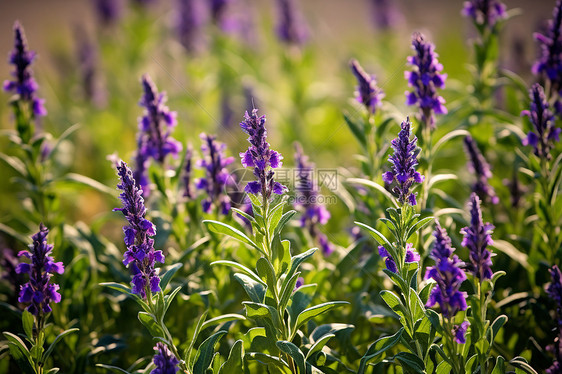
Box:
(1, 0, 562, 373)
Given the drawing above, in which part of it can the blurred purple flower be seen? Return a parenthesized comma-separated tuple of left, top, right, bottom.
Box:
(114, 161, 164, 299)
(533, 1, 562, 91)
(239, 108, 287, 199)
(16, 224, 64, 315)
(504, 170, 524, 208)
(521, 83, 561, 160)
(378, 243, 420, 273)
(75, 27, 105, 107)
(151, 342, 179, 374)
(293, 276, 304, 292)
(461, 193, 494, 280)
(176, 0, 206, 52)
(463, 136, 498, 204)
(93, 0, 123, 26)
(369, 0, 402, 30)
(349, 59, 384, 115)
(275, 0, 308, 45)
(182, 143, 194, 200)
(548, 265, 562, 373)
(196, 133, 234, 215)
(452, 321, 470, 344)
(3, 21, 46, 117)
(382, 118, 424, 206)
(425, 221, 467, 319)
(462, 0, 507, 28)
(405, 32, 447, 129)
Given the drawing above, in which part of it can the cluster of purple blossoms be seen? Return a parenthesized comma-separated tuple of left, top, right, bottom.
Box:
(462, 0, 507, 29)
(533, 1, 562, 92)
(239, 109, 287, 200)
(135, 74, 182, 194)
(522, 83, 561, 160)
(293, 143, 333, 255)
(463, 136, 499, 205)
(275, 0, 308, 45)
(182, 143, 194, 200)
(93, 0, 123, 26)
(196, 133, 234, 215)
(176, 0, 206, 52)
(405, 32, 447, 129)
(16, 224, 64, 315)
(425, 221, 469, 343)
(378, 243, 420, 273)
(382, 118, 424, 206)
(369, 0, 402, 30)
(461, 193, 494, 280)
(3, 22, 47, 118)
(115, 161, 165, 299)
(349, 59, 385, 115)
(547, 266, 562, 374)
(151, 343, 180, 374)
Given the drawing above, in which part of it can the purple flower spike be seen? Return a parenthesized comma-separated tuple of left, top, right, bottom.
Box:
(533, 1, 562, 91)
(463, 136, 498, 205)
(183, 143, 194, 200)
(378, 243, 420, 273)
(114, 161, 164, 299)
(349, 59, 385, 115)
(462, 0, 507, 28)
(275, 0, 308, 45)
(93, 0, 123, 26)
(4, 22, 46, 118)
(425, 221, 467, 319)
(547, 265, 562, 373)
(239, 109, 287, 200)
(383, 118, 424, 206)
(16, 224, 64, 315)
(151, 342, 179, 374)
(405, 32, 447, 129)
(461, 193, 494, 280)
(452, 321, 470, 344)
(176, 0, 206, 52)
(521, 83, 560, 160)
(196, 134, 234, 215)
(370, 0, 402, 30)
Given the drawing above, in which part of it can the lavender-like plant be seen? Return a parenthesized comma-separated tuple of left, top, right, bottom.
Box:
(382, 117, 424, 206)
(462, 0, 507, 29)
(175, 0, 206, 52)
(377, 243, 420, 273)
(182, 143, 194, 200)
(293, 142, 333, 255)
(195, 133, 234, 215)
(405, 32, 447, 130)
(533, 1, 562, 94)
(369, 0, 402, 30)
(349, 59, 384, 115)
(275, 0, 308, 45)
(461, 193, 494, 280)
(114, 161, 164, 298)
(463, 135, 499, 204)
(522, 83, 561, 160)
(93, 0, 123, 25)
(548, 266, 562, 373)
(151, 342, 180, 374)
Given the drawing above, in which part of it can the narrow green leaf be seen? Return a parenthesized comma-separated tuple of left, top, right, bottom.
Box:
(42, 328, 79, 363)
(274, 210, 297, 237)
(347, 179, 397, 207)
(186, 311, 208, 366)
(4, 332, 34, 373)
(436, 361, 452, 374)
(276, 341, 306, 374)
(278, 272, 301, 312)
(305, 334, 334, 360)
(193, 331, 226, 374)
(247, 352, 290, 371)
(54, 173, 115, 196)
(22, 310, 34, 341)
(282, 248, 316, 295)
(212, 260, 266, 286)
(405, 216, 434, 242)
(509, 357, 537, 374)
(380, 291, 409, 334)
(231, 207, 255, 224)
(95, 364, 131, 374)
(293, 302, 348, 333)
(0, 153, 26, 175)
(492, 356, 506, 374)
(395, 352, 425, 373)
(159, 263, 183, 291)
(219, 340, 244, 374)
(138, 312, 164, 338)
(343, 113, 367, 147)
(358, 328, 402, 374)
(234, 273, 266, 303)
(163, 287, 182, 316)
(355, 222, 393, 250)
(203, 220, 262, 253)
(201, 314, 246, 331)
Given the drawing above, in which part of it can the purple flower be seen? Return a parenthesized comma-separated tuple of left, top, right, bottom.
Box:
(533, 1, 562, 91)
(548, 266, 562, 373)
(151, 342, 180, 374)
(16, 224, 64, 315)
(369, 0, 402, 30)
(463, 136, 499, 205)
(461, 193, 494, 280)
(521, 83, 561, 160)
(462, 0, 507, 28)
(196, 133, 234, 215)
(239, 109, 287, 200)
(3, 22, 46, 118)
(378, 243, 420, 273)
(176, 0, 206, 52)
(349, 59, 384, 115)
(114, 161, 164, 298)
(405, 32, 447, 129)
(382, 118, 424, 206)
(135, 75, 182, 194)
(452, 321, 470, 344)
(425, 221, 467, 319)
(275, 0, 308, 45)
(293, 276, 305, 292)
(93, 0, 123, 25)
(182, 143, 194, 200)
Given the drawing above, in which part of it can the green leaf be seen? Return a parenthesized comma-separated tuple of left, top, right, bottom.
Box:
(54, 173, 116, 196)
(201, 314, 246, 331)
(95, 364, 131, 374)
(0, 153, 26, 175)
(343, 113, 367, 148)
(231, 207, 255, 224)
(256, 257, 279, 302)
(243, 302, 282, 332)
(347, 179, 397, 207)
(42, 328, 78, 363)
(22, 310, 34, 341)
(435, 361, 452, 374)
(433, 129, 471, 154)
(271, 236, 291, 275)
(3, 332, 34, 374)
(219, 340, 244, 374)
(357, 328, 403, 374)
(100, 282, 134, 296)
(489, 315, 508, 347)
(274, 211, 297, 237)
(247, 352, 290, 372)
(394, 352, 425, 373)
(419, 281, 435, 305)
(193, 331, 226, 374)
(281, 247, 316, 298)
(278, 272, 301, 312)
(509, 357, 537, 374)
(383, 270, 409, 295)
(380, 291, 409, 334)
(305, 334, 334, 360)
(355, 222, 393, 250)
(138, 312, 164, 338)
(425, 309, 442, 334)
(234, 273, 266, 303)
(45, 369, 60, 374)
(267, 201, 286, 235)
(405, 217, 434, 242)
(163, 287, 182, 316)
(293, 302, 348, 333)
(159, 263, 183, 291)
(465, 354, 478, 373)
(492, 356, 505, 374)
(491, 240, 528, 269)
(212, 260, 266, 286)
(276, 341, 306, 374)
(203, 220, 263, 253)
(186, 311, 208, 366)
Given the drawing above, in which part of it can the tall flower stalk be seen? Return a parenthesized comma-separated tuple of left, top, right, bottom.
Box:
(463, 135, 499, 205)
